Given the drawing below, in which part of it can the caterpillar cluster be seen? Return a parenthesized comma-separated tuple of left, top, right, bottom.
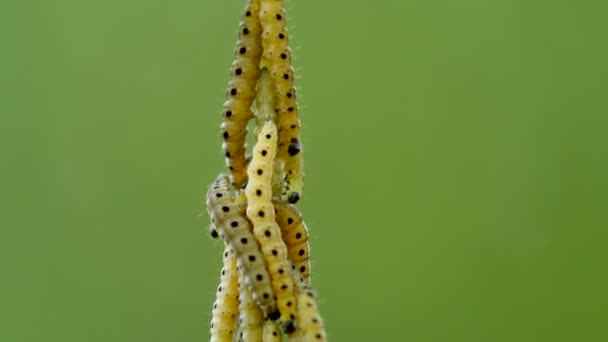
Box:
(205, 0, 326, 341)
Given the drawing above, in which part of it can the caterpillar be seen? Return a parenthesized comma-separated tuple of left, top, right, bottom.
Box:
(221, 0, 263, 190)
(259, 0, 304, 203)
(273, 200, 311, 281)
(263, 320, 284, 342)
(206, 174, 279, 320)
(235, 274, 263, 342)
(245, 121, 297, 333)
(210, 248, 239, 342)
(290, 278, 327, 342)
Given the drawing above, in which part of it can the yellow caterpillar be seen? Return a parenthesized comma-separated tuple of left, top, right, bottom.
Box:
(259, 0, 304, 203)
(245, 121, 296, 333)
(210, 248, 239, 342)
(235, 274, 263, 342)
(221, 0, 263, 190)
(273, 200, 311, 281)
(290, 280, 327, 342)
(206, 174, 279, 320)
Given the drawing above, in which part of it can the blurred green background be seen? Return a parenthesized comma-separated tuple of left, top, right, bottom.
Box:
(1, 0, 607, 341)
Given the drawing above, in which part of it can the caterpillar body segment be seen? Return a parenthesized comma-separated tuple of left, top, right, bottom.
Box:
(207, 174, 278, 319)
(273, 200, 310, 280)
(236, 276, 264, 342)
(259, 0, 288, 70)
(263, 320, 284, 342)
(245, 120, 278, 204)
(252, 220, 296, 332)
(210, 249, 239, 342)
(221, 0, 264, 189)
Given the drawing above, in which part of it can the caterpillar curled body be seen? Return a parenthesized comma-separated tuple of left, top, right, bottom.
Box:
(290, 280, 327, 342)
(273, 200, 311, 281)
(259, 0, 304, 203)
(245, 121, 296, 333)
(210, 248, 239, 342)
(221, 0, 263, 190)
(206, 174, 279, 319)
(236, 274, 263, 342)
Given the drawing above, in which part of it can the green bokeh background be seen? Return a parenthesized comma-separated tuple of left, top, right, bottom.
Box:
(2, 1, 607, 341)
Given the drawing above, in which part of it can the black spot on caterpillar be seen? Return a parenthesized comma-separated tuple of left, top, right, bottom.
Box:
(273, 200, 311, 281)
(221, 0, 264, 190)
(207, 174, 278, 319)
(210, 248, 239, 342)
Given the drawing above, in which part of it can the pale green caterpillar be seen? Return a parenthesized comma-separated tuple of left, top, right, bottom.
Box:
(210, 248, 239, 342)
(273, 200, 311, 281)
(259, 0, 304, 203)
(221, 0, 263, 190)
(235, 274, 263, 342)
(245, 121, 297, 333)
(290, 279, 327, 342)
(206, 174, 279, 320)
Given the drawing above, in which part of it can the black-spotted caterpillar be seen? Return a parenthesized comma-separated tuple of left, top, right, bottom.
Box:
(245, 121, 297, 333)
(210, 248, 239, 342)
(221, 0, 263, 190)
(235, 272, 263, 342)
(290, 280, 327, 342)
(259, 0, 304, 204)
(273, 200, 311, 281)
(206, 174, 279, 320)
